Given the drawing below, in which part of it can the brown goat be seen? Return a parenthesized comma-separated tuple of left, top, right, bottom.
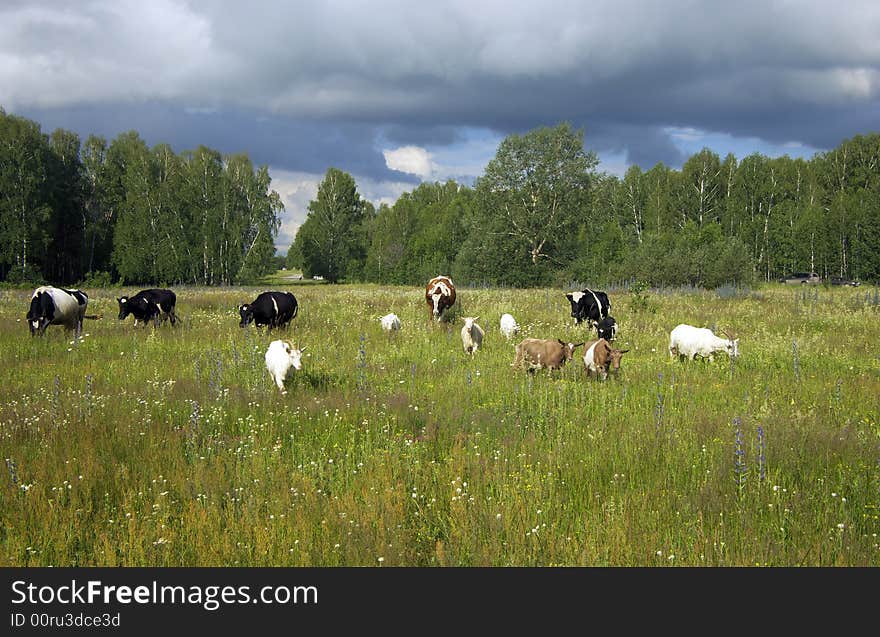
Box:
(582, 338, 629, 380)
(512, 338, 584, 374)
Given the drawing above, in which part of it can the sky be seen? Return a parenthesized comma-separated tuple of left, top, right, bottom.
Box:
(2, 1, 878, 253)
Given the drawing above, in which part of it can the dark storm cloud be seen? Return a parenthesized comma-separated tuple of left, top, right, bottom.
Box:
(380, 124, 462, 147)
(19, 102, 420, 183)
(2, 0, 878, 173)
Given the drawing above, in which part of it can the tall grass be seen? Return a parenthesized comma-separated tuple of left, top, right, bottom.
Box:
(0, 283, 878, 566)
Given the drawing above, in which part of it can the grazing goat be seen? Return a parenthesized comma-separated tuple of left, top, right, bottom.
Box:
(461, 316, 484, 354)
(265, 340, 305, 395)
(380, 313, 401, 331)
(582, 338, 629, 380)
(512, 338, 583, 374)
(668, 324, 739, 362)
(499, 313, 519, 339)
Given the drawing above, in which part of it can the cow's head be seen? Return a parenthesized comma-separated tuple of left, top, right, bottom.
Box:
(565, 291, 586, 323)
(427, 281, 451, 320)
(117, 296, 130, 320)
(239, 304, 253, 327)
(26, 292, 52, 336)
(27, 314, 51, 336)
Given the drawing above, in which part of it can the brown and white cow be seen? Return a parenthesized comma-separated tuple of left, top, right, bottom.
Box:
(582, 338, 629, 380)
(425, 275, 456, 322)
(512, 338, 583, 374)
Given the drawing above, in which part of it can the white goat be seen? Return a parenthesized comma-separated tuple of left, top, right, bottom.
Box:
(380, 313, 401, 331)
(265, 339, 305, 394)
(499, 313, 519, 339)
(461, 316, 484, 355)
(668, 324, 739, 362)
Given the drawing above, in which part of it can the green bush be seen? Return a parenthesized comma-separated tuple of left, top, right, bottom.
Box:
(79, 270, 115, 288)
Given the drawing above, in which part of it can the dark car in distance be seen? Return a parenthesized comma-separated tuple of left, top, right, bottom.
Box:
(829, 276, 861, 287)
(779, 272, 821, 285)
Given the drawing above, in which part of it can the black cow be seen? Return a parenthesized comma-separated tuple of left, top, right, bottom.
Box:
(27, 286, 89, 337)
(117, 289, 178, 327)
(565, 288, 611, 326)
(239, 291, 298, 330)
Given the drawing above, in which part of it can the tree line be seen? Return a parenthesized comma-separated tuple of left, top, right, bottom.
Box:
(3, 108, 877, 289)
(291, 122, 879, 288)
(0, 109, 282, 286)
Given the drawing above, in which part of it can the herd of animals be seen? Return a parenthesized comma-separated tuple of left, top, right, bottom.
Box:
(22, 275, 740, 395)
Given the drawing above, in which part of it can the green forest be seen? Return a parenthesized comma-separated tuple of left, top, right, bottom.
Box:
(2, 109, 878, 288)
(294, 123, 880, 288)
(0, 109, 282, 286)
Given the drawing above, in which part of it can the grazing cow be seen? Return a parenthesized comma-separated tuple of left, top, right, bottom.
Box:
(565, 288, 611, 327)
(26, 286, 89, 337)
(582, 338, 629, 380)
(239, 291, 298, 330)
(512, 338, 584, 374)
(596, 316, 618, 341)
(460, 316, 484, 355)
(499, 313, 519, 339)
(380, 313, 401, 331)
(668, 324, 739, 362)
(425, 275, 456, 322)
(117, 288, 178, 327)
(264, 339, 305, 395)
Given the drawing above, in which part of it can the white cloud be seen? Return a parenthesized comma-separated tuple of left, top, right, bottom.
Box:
(667, 127, 705, 142)
(268, 168, 413, 253)
(382, 146, 436, 179)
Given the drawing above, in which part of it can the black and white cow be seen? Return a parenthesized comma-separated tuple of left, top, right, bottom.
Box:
(595, 316, 618, 341)
(565, 288, 611, 327)
(26, 286, 89, 337)
(117, 289, 178, 327)
(239, 291, 298, 330)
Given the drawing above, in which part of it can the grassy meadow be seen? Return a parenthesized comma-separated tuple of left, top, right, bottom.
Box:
(0, 281, 878, 566)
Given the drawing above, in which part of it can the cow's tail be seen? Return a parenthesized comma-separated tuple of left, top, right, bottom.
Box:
(291, 302, 299, 319)
(84, 314, 103, 320)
